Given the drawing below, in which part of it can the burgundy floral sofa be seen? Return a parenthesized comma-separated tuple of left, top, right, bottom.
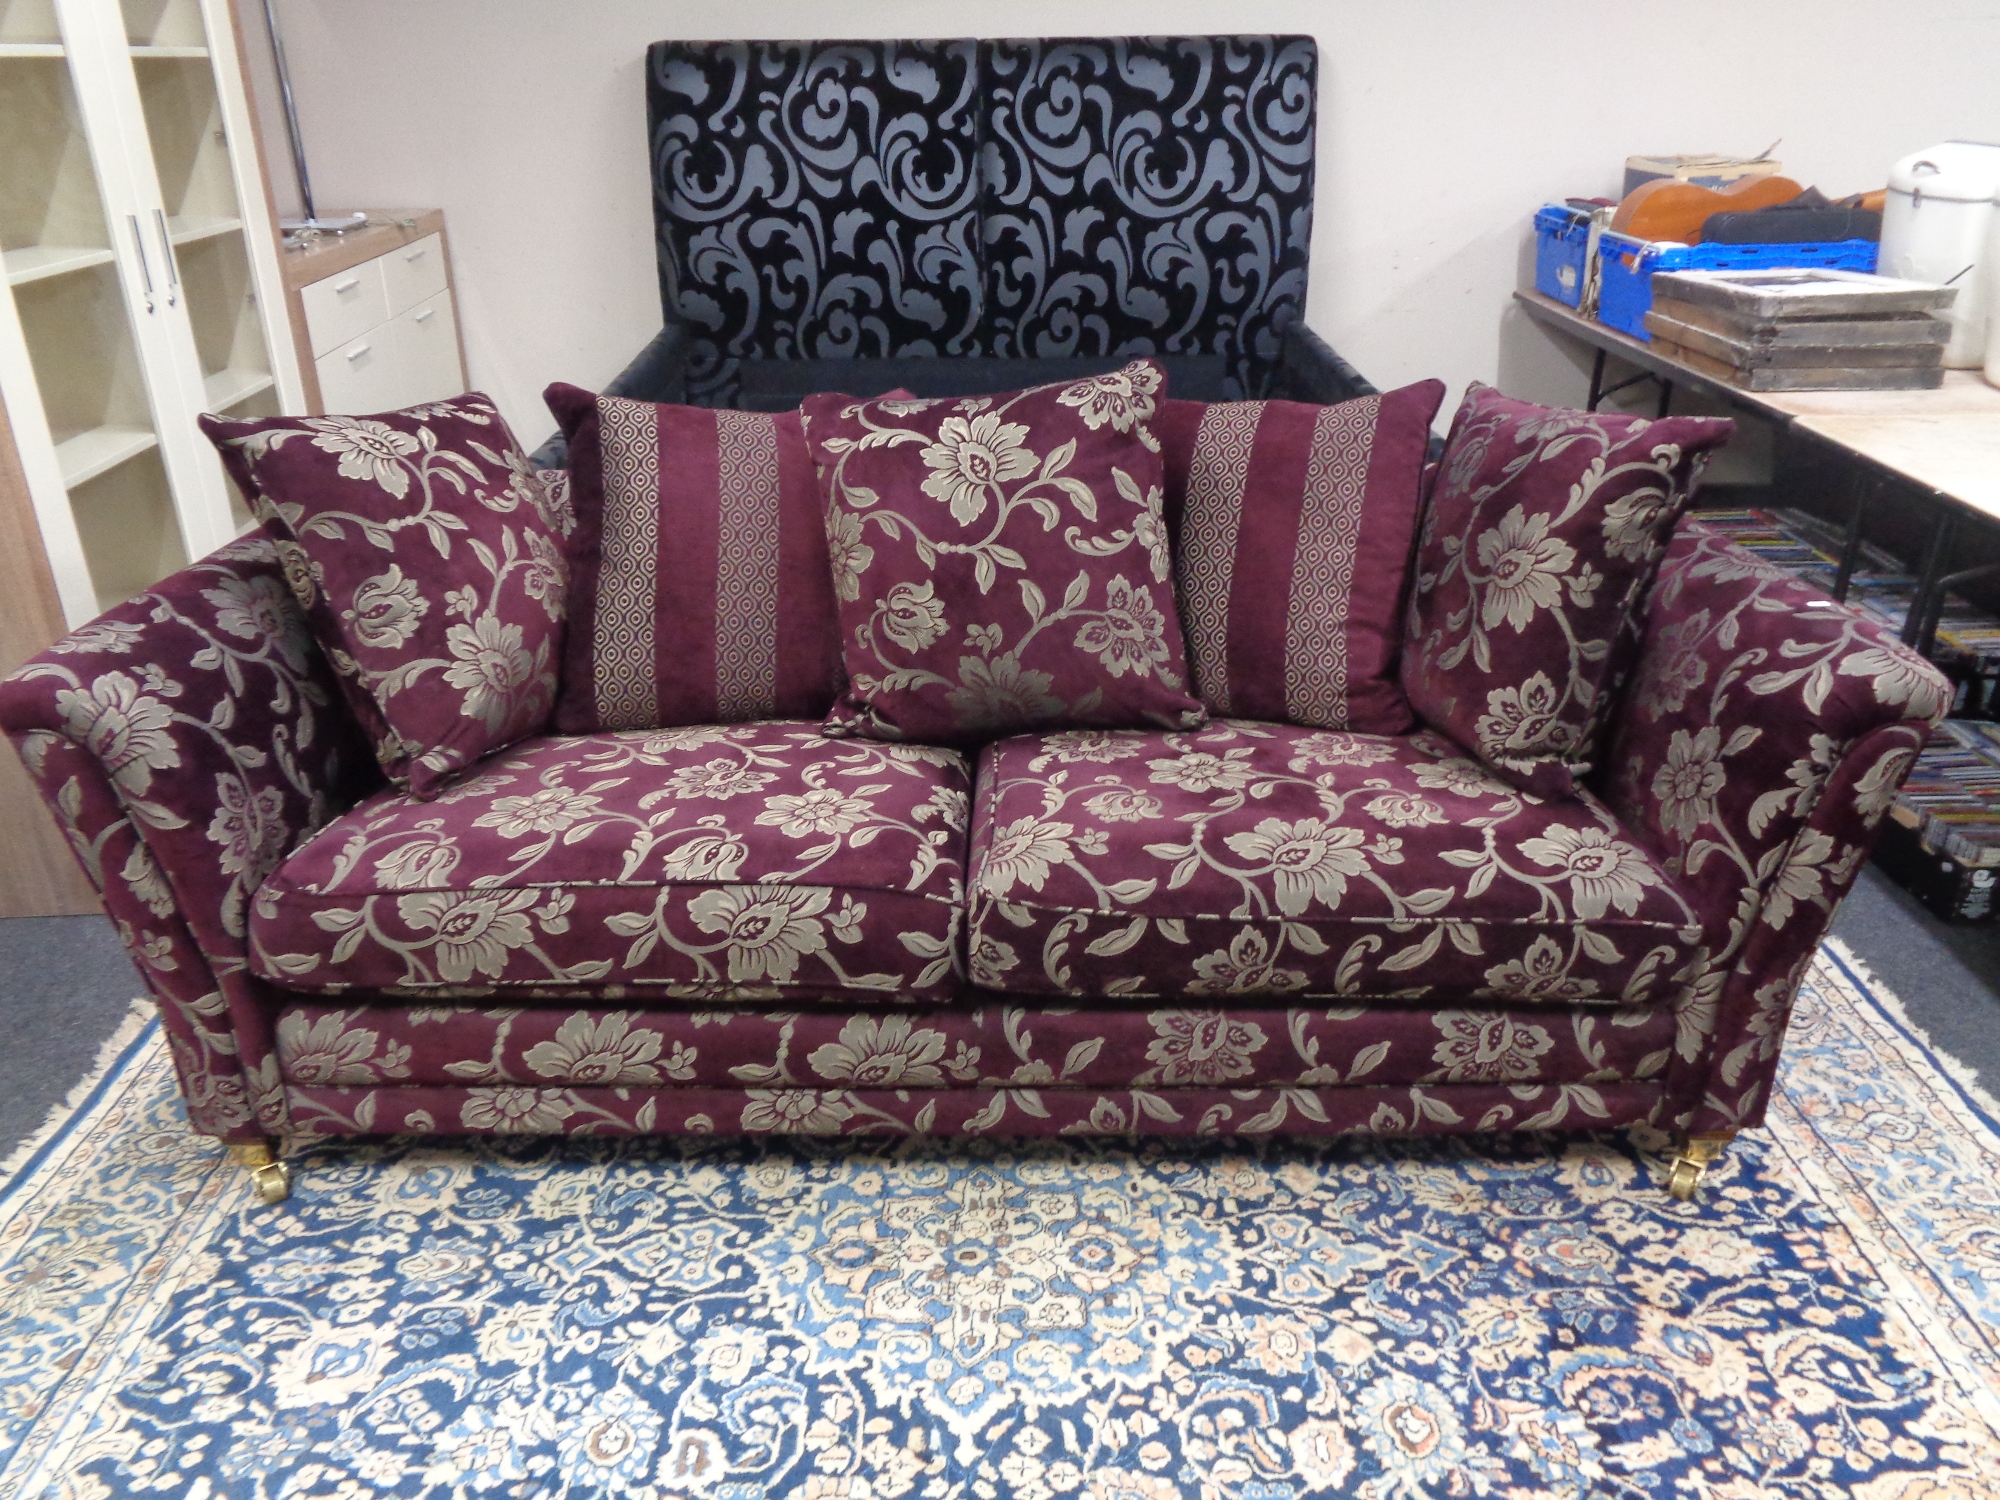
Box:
(0, 35, 1949, 1206)
(0, 368, 1948, 1208)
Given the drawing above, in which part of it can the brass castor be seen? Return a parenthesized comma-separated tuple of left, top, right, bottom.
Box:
(1666, 1132, 1735, 1201)
(227, 1142, 293, 1205)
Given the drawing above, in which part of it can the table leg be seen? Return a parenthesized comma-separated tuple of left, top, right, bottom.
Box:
(1655, 379, 1673, 419)
(1587, 348, 1607, 412)
(1922, 562, 2000, 676)
(1906, 503, 1957, 654)
(1833, 470, 1872, 604)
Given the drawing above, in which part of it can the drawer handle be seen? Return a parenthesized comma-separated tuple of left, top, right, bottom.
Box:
(333, 276, 361, 293)
(344, 344, 372, 361)
(414, 309, 435, 322)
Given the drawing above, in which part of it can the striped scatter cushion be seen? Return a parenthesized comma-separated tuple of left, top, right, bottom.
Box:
(544, 385, 844, 731)
(1155, 379, 1445, 734)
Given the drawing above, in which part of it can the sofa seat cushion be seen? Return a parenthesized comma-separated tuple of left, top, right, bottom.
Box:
(249, 725, 970, 1003)
(967, 721, 1703, 1003)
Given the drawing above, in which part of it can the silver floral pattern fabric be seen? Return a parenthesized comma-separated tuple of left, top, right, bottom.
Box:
(200, 394, 571, 798)
(1402, 385, 1733, 799)
(1600, 522, 1951, 1134)
(647, 37, 1317, 402)
(966, 720, 1705, 1004)
(0, 537, 380, 1141)
(250, 725, 970, 1004)
(803, 362, 1207, 743)
(0, 510, 1947, 1159)
(271, 992, 1676, 1095)
(979, 35, 1318, 396)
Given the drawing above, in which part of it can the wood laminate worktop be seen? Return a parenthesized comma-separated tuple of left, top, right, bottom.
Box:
(1516, 290, 2000, 521)
(277, 209, 448, 291)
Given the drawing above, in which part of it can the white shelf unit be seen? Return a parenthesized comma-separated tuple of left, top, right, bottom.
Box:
(0, 0, 303, 626)
(6, 243, 117, 283)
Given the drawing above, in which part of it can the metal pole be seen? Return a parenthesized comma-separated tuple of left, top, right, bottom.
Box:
(260, 0, 317, 224)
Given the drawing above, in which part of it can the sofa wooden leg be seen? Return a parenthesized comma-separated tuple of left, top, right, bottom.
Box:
(226, 1141, 293, 1205)
(1667, 1132, 1735, 1201)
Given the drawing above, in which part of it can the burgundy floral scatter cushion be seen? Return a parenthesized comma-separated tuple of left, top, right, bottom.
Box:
(1153, 380, 1444, 733)
(199, 394, 568, 799)
(965, 720, 1702, 1005)
(248, 724, 970, 1004)
(1399, 383, 1733, 798)
(800, 361, 1207, 745)
(543, 385, 845, 734)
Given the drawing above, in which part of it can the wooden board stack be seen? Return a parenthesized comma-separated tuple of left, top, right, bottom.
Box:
(1644, 268, 1957, 391)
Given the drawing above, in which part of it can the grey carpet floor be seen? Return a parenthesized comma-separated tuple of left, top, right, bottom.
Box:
(1828, 864, 2000, 1085)
(0, 914, 149, 1157)
(2, 864, 1997, 1161)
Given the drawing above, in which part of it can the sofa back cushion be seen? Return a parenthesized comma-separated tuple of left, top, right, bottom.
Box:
(199, 394, 567, 799)
(1400, 383, 1733, 798)
(649, 36, 1317, 404)
(1155, 380, 1444, 734)
(800, 360, 1207, 744)
(544, 384, 846, 733)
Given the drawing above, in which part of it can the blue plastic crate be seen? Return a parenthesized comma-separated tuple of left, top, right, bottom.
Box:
(1533, 205, 1590, 306)
(1596, 233, 1880, 340)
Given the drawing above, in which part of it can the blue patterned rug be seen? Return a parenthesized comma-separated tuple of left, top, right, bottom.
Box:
(4, 942, 2000, 1499)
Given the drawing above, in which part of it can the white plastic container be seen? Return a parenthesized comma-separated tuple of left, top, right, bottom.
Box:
(1882, 140, 2000, 367)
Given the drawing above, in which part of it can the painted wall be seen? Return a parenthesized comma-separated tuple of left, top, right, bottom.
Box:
(253, 0, 2000, 447)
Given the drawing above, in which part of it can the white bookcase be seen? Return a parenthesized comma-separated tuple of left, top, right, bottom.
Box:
(0, 0, 302, 627)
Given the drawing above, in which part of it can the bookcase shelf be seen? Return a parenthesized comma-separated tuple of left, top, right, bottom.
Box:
(202, 366, 270, 411)
(67, 444, 187, 611)
(54, 422, 155, 486)
(119, 0, 204, 49)
(0, 0, 296, 919)
(166, 211, 237, 244)
(0, 0, 60, 44)
(0, 0, 302, 628)
(5, 243, 115, 285)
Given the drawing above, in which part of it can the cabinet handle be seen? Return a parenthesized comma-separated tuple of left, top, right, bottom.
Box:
(333, 276, 361, 293)
(414, 309, 435, 323)
(404, 248, 426, 262)
(127, 215, 156, 312)
(344, 344, 372, 361)
(152, 210, 180, 308)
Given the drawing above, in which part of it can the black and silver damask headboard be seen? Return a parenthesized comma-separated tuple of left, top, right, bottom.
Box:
(647, 36, 1317, 406)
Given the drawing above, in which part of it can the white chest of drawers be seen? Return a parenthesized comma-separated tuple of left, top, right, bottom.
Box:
(280, 211, 467, 416)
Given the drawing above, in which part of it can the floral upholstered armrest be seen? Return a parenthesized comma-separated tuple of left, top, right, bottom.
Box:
(1596, 521, 1948, 1131)
(0, 538, 376, 1139)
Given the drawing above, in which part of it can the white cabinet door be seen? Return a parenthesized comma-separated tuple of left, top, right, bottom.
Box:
(393, 291, 463, 408)
(0, 0, 304, 624)
(197, 0, 303, 415)
(56, 0, 233, 560)
(315, 327, 403, 416)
